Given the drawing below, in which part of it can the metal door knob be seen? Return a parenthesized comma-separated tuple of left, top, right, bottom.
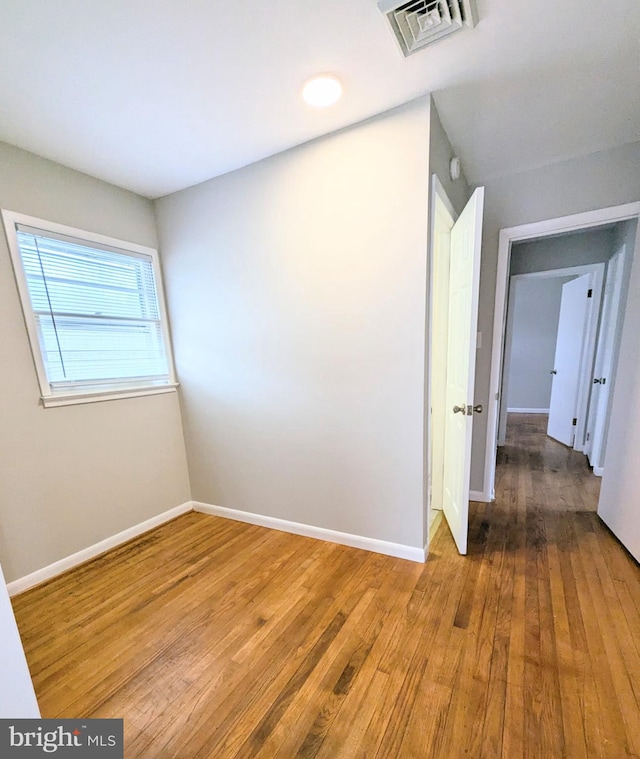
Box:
(453, 405, 466, 415)
(550, 370, 557, 375)
(473, 404, 483, 414)
(593, 377, 606, 385)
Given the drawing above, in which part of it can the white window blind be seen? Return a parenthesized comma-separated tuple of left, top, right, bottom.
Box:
(15, 224, 171, 392)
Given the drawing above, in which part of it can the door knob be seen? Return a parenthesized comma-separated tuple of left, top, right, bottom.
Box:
(453, 405, 466, 415)
(550, 370, 557, 375)
(593, 377, 606, 385)
(470, 404, 483, 414)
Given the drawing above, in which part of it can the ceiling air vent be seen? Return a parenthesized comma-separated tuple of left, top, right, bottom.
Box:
(378, 0, 477, 57)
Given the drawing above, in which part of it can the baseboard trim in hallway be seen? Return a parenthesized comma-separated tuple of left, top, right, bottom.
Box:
(469, 489, 492, 502)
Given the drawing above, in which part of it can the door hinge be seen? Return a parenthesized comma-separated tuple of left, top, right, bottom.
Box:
(572, 418, 577, 426)
(587, 289, 593, 298)
(586, 432, 590, 441)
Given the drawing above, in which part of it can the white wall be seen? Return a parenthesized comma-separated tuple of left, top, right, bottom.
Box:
(156, 100, 431, 551)
(600, 220, 637, 464)
(471, 141, 640, 492)
(0, 142, 191, 583)
(506, 276, 574, 411)
(0, 564, 39, 717)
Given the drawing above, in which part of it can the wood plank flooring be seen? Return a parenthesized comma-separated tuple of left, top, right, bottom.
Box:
(11, 414, 640, 758)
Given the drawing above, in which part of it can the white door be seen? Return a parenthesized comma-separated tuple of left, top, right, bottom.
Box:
(547, 274, 592, 445)
(442, 188, 484, 555)
(430, 192, 455, 517)
(587, 248, 625, 470)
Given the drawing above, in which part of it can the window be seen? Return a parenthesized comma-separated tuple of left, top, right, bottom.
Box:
(2, 210, 177, 407)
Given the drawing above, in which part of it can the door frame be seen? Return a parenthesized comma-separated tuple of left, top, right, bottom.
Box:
(498, 263, 604, 446)
(425, 175, 457, 548)
(484, 201, 640, 501)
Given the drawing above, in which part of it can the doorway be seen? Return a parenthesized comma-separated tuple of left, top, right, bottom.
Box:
(485, 203, 639, 505)
(500, 262, 604, 456)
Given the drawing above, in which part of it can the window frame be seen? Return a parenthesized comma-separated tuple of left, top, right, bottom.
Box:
(2, 209, 178, 407)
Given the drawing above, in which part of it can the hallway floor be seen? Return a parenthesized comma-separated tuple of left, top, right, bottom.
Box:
(11, 415, 640, 758)
(497, 412, 601, 511)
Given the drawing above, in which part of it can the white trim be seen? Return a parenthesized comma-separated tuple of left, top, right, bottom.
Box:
(0, 208, 178, 405)
(6, 502, 192, 596)
(192, 502, 426, 563)
(469, 489, 491, 503)
(507, 407, 550, 414)
(484, 201, 640, 501)
(593, 466, 604, 477)
(3, 210, 159, 258)
(431, 174, 457, 219)
(426, 175, 458, 549)
(41, 384, 178, 408)
(500, 203, 640, 242)
(572, 265, 605, 452)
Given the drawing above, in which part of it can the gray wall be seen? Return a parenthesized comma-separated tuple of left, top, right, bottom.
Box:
(506, 276, 574, 411)
(429, 97, 470, 217)
(471, 141, 640, 492)
(0, 142, 191, 583)
(156, 99, 431, 551)
(511, 228, 615, 274)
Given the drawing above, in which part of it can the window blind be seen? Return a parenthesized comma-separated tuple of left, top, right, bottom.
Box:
(15, 226, 170, 389)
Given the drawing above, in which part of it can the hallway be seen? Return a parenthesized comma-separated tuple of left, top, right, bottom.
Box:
(497, 412, 601, 511)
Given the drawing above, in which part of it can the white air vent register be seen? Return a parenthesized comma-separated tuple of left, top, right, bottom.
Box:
(378, 0, 477, 56)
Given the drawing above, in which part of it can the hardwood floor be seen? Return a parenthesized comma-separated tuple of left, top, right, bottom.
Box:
(497, 412, 601, 512)
(11, 414, 640, 758)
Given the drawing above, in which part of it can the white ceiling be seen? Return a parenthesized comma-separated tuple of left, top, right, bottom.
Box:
(0, 0, 638, 198)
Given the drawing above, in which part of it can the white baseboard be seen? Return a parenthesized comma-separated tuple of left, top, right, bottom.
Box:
(469, 489, 492, 503)
(192, 501, 425, 563)
(7, 502, 193, 597)
(507, 408, 550, 414)
(593, 466, 604, 477)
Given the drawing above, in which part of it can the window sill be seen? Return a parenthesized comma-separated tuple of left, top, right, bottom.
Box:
(41, 383, 179, 408)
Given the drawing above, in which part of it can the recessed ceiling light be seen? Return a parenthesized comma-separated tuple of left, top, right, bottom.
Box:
(302, 75, 343, 108)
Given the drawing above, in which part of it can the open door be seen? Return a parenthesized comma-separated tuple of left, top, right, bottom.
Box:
(547, 274, 592, 446)
(586, 248, 625, 471)
(442, 188, 484, 555)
